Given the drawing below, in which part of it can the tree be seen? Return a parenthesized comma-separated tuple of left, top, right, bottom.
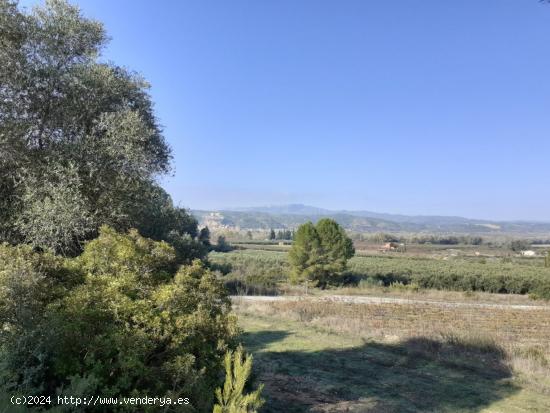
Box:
(269, 229, 276, 240)
(288, 222, 322, 285)
(216, 235, 232, 252)
(289, 219, 354, 287)
(0, 0, 202, 256)
(316, 218, 355, 267)
(510, 240, 531, 252)
(200, 226, 212, 247)
(213, 347, 264, 413)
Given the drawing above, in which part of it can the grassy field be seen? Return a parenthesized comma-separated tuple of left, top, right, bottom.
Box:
(235, 298, 550, 412)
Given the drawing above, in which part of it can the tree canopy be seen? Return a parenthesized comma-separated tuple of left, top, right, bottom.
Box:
(289, 219, 354, 287)
(0, 0, 202, 256)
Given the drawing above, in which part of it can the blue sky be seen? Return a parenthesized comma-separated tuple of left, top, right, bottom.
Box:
(23, 0, 550, 220)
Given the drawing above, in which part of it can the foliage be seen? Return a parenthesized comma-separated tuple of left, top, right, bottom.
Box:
(347, 255, 550, 299)
(0, 227, 238, 412)
(210, 250, 288, 295)
(289, 219, 354, 287)
(410, 235, 483, 245)
(213, 348, 264, 413)
(510, 240, 531, 252)
(200, 227, 212, 247)
(354, 233, 484, 246)
(276, 230, 293, 240)
(215, 236, 233, 253)
(211, 248, 550, 299)
(0, 243, 81, 394)
(0, 0, 202, 257)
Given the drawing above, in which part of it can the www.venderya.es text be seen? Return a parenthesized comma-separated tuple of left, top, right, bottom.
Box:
(11, 395, 190, 407)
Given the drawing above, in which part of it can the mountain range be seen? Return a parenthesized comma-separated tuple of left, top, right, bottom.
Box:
(191, 204, 550, 234)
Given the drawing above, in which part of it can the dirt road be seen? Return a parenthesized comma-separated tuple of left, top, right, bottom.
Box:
(232, 294, 550, 310)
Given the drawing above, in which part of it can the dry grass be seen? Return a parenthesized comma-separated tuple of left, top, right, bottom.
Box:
(238, 300, 550, 347)
(235, 298, 550, 396)
(321, 284, 546, 306)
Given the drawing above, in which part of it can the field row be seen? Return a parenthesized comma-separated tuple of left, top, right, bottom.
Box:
(209, 249, 550, 298)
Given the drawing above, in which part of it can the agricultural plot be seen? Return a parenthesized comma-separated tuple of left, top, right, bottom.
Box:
(209, 249, 550, 299)
(235, 298, 550, 412)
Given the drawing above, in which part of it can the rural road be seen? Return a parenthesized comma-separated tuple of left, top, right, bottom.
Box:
(232, 294, 550, 311)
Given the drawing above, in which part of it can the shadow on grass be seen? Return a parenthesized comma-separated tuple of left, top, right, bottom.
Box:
(241, 330, 290, 352)
(243, 331, 519, 413)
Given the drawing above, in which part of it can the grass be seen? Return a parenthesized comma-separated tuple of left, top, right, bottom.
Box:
(235, 299, 550, 412)
(325, 284, 545, 306)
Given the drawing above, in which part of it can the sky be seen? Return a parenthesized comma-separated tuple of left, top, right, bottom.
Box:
(22, 0, 550, 221)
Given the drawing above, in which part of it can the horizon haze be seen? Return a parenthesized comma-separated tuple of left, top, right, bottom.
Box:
(198, 203, 550, 224)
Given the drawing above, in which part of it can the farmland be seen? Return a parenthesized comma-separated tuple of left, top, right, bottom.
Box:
(213, 240, 550, 411)
(209, 243, 550, 413)
(209, 245, 550, 299)
(234, 297, 550, 412)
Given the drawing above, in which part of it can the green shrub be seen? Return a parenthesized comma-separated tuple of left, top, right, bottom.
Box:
(0, 227, 238, 412)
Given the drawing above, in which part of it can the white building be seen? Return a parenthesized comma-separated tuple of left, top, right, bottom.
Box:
(520, 250, 536, 257)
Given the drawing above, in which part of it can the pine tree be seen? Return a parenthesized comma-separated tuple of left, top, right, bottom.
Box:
(269, 229, 276, 240)
(216, 235, 231, 252)
(288, 219, 354, 287)
(288, 222, 323, 284)
(213, 347, 264, 413)
(199, 226, 211, 246)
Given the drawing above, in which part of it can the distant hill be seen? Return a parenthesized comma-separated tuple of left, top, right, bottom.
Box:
(228, 204, 331, 216)
(192, 204, 550, 234)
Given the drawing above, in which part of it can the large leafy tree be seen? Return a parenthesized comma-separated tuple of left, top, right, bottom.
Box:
(0, 0, 200, 255)
(289, 219, 354, 287)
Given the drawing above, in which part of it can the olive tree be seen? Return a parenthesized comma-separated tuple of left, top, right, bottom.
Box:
(0, 0, 201, 256)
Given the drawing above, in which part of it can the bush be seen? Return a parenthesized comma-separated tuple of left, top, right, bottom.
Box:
(0, 227, 238, 412)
